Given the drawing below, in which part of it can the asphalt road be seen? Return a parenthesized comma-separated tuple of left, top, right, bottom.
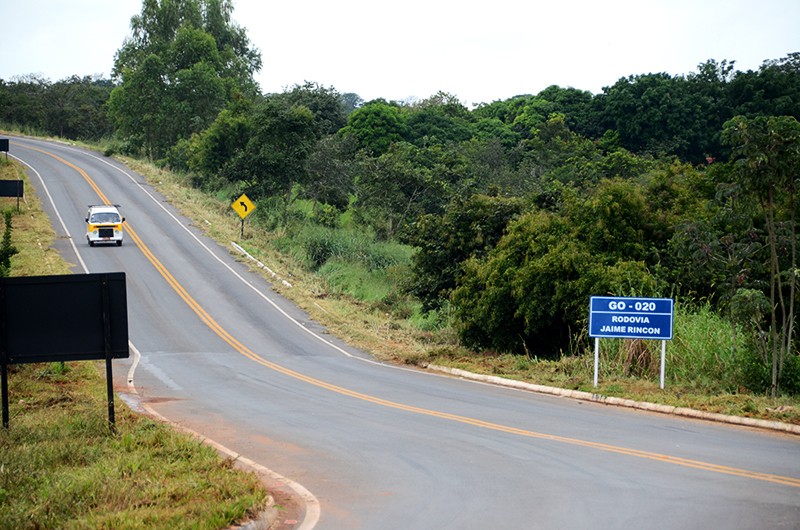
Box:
(10, 137, 800, 529)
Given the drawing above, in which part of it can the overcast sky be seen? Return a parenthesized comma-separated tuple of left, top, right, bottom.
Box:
(1, 0, 798, 106)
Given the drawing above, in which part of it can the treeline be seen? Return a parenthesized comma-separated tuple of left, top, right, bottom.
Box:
(0, 74, 115, 140)
(0, 0, 798, 395)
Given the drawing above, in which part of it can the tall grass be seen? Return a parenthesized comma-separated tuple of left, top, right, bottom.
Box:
(281, 222, 412, 272)
(596, 304, 748, 392)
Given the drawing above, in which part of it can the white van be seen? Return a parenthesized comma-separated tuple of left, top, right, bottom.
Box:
(85, 204, 124, 246)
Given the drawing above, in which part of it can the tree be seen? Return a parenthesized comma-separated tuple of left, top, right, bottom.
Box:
(272, 82, 350, 138)
(535, 85, 599, 138)
(405, 104, 474, 147)
(185, 98, 253, 179)
(404, 194, 525, 311)
(451, 210, 602, 356)
(303, 134, 358, 210)
(352, 142, 435, 239)
(340, 100, 408, 155)
(220, 99, 316, 201)
(568, 178, 656, 261)
(722, 115, 800, 396)
(0, 75, 114, 140)
(0, 75, 49, 132)
(115, 0, 260, 87)
(0, 211, 18, 277)
(108, 53, 171, 158)
(598, 72, 713, 163)
(110, 0, 260, 159)
(686, 59, 738, 159)
(404, 92, 475, 147)
(728, 54, 800, 120)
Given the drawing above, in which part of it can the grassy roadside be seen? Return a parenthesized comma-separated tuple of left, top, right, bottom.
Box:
(0, 156, 271, 529)
(111, 154, 800, 428)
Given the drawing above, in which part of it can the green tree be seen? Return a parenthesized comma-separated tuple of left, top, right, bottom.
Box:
(451, 203, 663, 356)
(110, 0, 260, 159)
(451, 211, 597, 356)
(185, 98, 253, 180)
(404, 194, 525, 311)
(599, 72, 713, 163)
(568, 178, 657, 261)
(272, 82, 350, 138)
(108, 53, 170, 158)
(0, 75, 49, 132)
(722, 115, 800, 396)
(728, 53, 800, 119)
(115, 0, 260, 86)
(41, 76, 114, 139)
(220, 99, 316, 202)
(535, 85, 599, 138)
(352, 142, 435, 238)
(303, 134, 359, 211)
(405, 92, 475, 147)
(0, 210, 18, 277)
(340, 100, 408, 155)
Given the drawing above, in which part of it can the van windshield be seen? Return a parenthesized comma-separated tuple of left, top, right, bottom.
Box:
(90, 212, 121, 224)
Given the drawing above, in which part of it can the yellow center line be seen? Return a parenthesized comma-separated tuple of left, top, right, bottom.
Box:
(24, 144, 800, 489)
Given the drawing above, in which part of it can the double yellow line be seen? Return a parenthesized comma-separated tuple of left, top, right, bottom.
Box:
(26, 144, 800, 489)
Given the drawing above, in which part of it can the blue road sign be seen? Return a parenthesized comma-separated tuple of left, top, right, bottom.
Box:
(589, 296, 673, 340)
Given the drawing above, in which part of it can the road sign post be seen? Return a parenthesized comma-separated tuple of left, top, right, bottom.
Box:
(231, 193, 255, 238)
(589, 296, 674, 389)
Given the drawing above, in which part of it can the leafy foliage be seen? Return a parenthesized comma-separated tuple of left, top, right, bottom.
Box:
(0, 210, 19, 277)
(219, 99, 317, 200)
(404, 194, 525, 311)
(722, 115, 800, 396)
(340, 100, 408, 155)
(0, 75, 114, 139)
(108, 0, 260, 159)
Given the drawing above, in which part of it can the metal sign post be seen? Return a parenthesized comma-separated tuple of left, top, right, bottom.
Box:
(593, 337, 600, 388)
(589, 296, 674, 389)
(231, 193, 256, 238)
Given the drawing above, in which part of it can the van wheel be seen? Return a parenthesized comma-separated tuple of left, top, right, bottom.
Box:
(117, 240, 122, 247)
(89, 241, 95, 247)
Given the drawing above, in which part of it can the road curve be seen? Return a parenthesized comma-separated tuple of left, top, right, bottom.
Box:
(11, 137, 800, 529)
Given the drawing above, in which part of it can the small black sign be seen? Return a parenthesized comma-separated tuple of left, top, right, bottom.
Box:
(0, 181, 23, 198)
(0, 272, 129, 364)
(0, 139, 8, 152)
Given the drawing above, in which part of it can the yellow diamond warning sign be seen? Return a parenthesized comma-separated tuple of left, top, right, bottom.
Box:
(231, 194, 255, 219)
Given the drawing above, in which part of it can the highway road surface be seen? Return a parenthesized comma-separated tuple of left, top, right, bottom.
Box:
(10, 136, 800, 529)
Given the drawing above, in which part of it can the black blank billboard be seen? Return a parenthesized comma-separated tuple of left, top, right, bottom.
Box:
(0, 272, 129, 364)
